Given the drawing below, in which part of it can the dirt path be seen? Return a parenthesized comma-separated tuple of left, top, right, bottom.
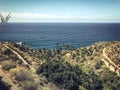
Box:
(103, 48, 120, 70)
(3, 44, 36, 72)
(2, 44, 48, 89)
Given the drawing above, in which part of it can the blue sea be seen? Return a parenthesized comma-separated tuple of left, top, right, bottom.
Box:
(0, 23, 120, 49)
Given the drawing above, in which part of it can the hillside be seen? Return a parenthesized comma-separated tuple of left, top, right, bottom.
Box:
(0, 42, 59, 90)
(105, 42, 120, 66)
(0, 41, 120, 90)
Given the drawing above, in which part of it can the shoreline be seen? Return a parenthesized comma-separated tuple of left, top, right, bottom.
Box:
(1, 40, 120, 49)
(0, 40, 119, 90)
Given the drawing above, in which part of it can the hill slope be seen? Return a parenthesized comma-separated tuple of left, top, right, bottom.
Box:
(0, 41, 120, 90)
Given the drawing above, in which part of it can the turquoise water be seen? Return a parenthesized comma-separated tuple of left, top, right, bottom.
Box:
(0, 23, 120, 49)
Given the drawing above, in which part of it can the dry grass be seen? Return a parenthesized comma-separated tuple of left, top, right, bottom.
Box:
(105, 42, 120, 66)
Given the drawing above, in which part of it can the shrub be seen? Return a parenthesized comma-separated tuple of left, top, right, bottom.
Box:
(101, 70, 120, 90)
(9, 67, 25, 77)
(37, 60, 104, 90)
(2, 61, 16, 71)
(15, 70, 33, 82)
(95, 61, 103, 69)
(0, 77, 11, 90)
(82, 71, 103, 90)
(37, 60, 86, 90)
(3, 48, 13, 55)
(22, 82, 38, 90)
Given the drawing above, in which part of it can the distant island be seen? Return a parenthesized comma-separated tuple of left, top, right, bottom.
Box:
(0, 41, 120, 90)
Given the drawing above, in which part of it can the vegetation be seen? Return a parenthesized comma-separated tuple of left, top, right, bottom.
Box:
(22, 82, 38, 90)
(0, 13, 11, 24)
(1, 60, 16, 71)
(105, 42, 120, 65)
(37, 60, 103, 90)
(0, 77, 11, 90)
(15, 70, 33, 82)
(99, 69, 120, 90)
(0, 41, 120, 90)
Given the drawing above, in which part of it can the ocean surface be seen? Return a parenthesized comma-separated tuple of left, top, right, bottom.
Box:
(0, 23, 120, 49)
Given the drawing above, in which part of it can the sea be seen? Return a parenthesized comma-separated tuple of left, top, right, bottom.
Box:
(0, 23, 120, 49)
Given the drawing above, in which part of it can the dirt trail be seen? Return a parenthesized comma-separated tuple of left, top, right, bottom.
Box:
(3, 44, 36, 72)
(103, 48, 120, 70)
(2, 44, 48, 89)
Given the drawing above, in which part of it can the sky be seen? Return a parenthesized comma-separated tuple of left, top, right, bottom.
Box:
(0, 0, 120, 22)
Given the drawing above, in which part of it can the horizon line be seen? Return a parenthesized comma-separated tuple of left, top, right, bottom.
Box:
(8, 21, 120, 23)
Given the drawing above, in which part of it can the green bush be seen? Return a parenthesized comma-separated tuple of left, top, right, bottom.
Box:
(36, 59, 104, 90)
(2, 61, 16, 71)
(22, 82, 38, 90)
(15, 70, 33, 82)
(3, 49, 13, 55)
(0, 78, 11, 90)
(101, 70, 120, 90)
(37, 60, 92, 90)
(82, 71, 103, 90)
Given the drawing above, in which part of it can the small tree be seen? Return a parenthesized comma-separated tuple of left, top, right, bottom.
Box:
(0, 13, 11, 24)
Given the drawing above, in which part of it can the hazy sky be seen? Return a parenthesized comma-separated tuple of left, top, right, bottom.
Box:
(0, 0, 120, 22)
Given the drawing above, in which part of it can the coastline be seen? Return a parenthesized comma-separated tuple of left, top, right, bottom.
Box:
(0, 41, 120, 90)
